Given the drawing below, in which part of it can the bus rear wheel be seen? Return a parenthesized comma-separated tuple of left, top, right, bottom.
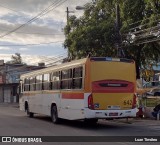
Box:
(26, 104, 34, 118)
(51, 105, 59, 124)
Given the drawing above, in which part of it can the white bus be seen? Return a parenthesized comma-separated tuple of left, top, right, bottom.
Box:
(19, 57, 137, 124)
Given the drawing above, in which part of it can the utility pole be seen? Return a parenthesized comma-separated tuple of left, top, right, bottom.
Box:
(66, 7, 69, 26)
(65, 7, 74, 60)
(115, 1, 124, 58)
(66, 7, 74, 29)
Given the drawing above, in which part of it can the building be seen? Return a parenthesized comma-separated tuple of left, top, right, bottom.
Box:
(0, 60, 45, 103)
(0, 60, 5, 102)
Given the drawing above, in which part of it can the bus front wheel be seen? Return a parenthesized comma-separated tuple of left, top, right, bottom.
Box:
(51, 105, 59, 124)
(26, 103, 34, 118)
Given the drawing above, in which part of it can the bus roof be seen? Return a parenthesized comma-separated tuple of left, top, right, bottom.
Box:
(90, 57, 134, 63)
(21, 58, 88, 78)
(20, 57, 134, 79)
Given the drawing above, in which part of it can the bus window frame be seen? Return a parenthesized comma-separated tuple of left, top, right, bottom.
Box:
(21, 65, 85, 92)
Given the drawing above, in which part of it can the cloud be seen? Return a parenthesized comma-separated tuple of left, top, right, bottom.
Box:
(0, 0, 92, 59)
(0, 0, 92, 42)
(0, 53, 67, 65)
(0, 54, 12, 62)
(0, 19, 65, 44)
(0, 0, 91, 21)
(0, 0, 52, 15)
(0, 0, 92, 25)
(19, 47, 29, 51)
(3, 54, 39, 64)
(0, 46, 11, 50)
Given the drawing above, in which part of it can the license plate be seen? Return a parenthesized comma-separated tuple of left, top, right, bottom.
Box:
(108, 106, 120, 110)
(109, 112, 118, 116)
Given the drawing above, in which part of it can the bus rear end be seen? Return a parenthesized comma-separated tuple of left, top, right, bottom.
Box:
(85, 57, 137, 119)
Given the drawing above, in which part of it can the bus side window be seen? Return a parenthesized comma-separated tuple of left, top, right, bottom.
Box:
(61, 69, 72, 89)
(52, 71, 61, 90)
(73, 67, 83, 89)
(24, 79, 26, 91)
(43, 73, 50, 90)
(30, 77, 36, 91)
(36, 75, 43, 91)
(21, 81, 24, 92)
(49, 73, 52, 90)
(24, 78, 30, 91)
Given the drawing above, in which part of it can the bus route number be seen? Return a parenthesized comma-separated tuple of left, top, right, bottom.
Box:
(123, 100, 132, 106)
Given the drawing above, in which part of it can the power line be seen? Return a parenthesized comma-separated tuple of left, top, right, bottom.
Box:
(129, 14, 160, 27)
(124, 25, 159, 41)
(123, 14, 160, 46)
(5, 53, 67, 72)
(46, 57, 66, 67)
(0, 0, 67, 39)
(136, 37, 160, 45)
(28, 0, 67, 26)
(123, 23, 160, 45)
(12, 52, 67, 65)
(123, 30, 160, 46)
(4, 52, 67, 70)
(123, 36, 160, 46)
(12, 32, 64, 36)
(0, 28, 64, 36)
(0, 41, 64, 47)
(0, 4, 23, 14)
(29, 52, 67, 64)
(129, 17, 160, 32)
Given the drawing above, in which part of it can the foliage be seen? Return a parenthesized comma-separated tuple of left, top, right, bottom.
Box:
(121, 0, 160, 78)
(64, 0, 160, 79)
(64, 0, 116, 59)
(6, 53, 24, 64)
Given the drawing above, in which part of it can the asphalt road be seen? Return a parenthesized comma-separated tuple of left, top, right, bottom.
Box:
(0, 103, 160, 145)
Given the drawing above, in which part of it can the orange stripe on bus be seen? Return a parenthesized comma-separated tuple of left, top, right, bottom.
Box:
(62, 93, 84, 99)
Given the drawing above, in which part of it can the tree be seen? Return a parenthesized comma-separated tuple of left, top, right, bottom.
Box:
(64, 0, 160, 79)
(64, 0, 116, 59)
(7, 53, 24, 64)
(121, 0, 160, 78)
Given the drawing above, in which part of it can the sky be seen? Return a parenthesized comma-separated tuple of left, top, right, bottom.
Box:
(0, 0, 92, 65)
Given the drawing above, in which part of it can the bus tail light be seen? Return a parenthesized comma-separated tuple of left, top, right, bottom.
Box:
(132, 94, 137, 109)
(88, 94, 94, 110)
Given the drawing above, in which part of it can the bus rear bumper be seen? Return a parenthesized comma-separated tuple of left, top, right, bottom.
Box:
(84, 108, 138, 119)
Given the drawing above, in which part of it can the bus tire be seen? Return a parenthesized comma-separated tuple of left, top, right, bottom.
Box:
(51, 105, 59, 124)
(26, 104, 34, 118)
(84, 118, 98, 124)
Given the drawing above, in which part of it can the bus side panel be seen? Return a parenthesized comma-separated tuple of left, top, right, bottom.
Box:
(19, 94, 27, 111)
(19, 92, 43, 115)
(41, 92, 61, 116)
(59, 92, 85, 120)
(29, 93, 43, 114)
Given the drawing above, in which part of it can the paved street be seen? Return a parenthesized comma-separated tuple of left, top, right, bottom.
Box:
(0, 103, 160, 145)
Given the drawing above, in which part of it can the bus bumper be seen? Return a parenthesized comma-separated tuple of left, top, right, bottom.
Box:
(84, 108, 138, 119)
